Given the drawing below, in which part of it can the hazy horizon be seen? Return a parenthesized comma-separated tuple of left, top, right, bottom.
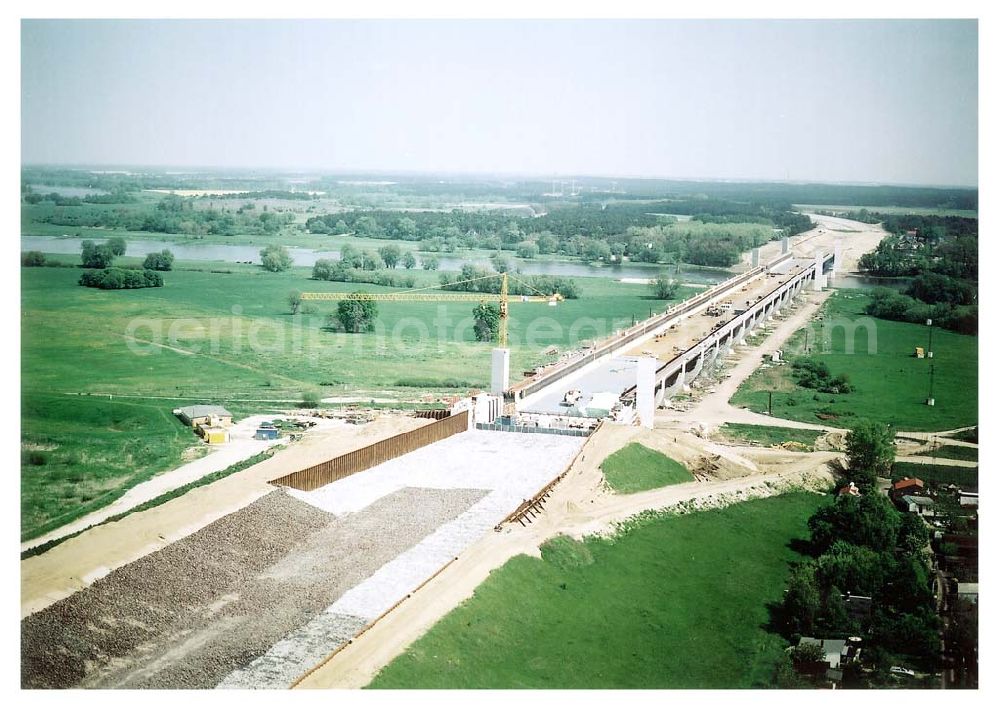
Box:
(22, 19, 978, 186)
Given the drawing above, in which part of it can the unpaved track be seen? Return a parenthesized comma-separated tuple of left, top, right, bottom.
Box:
(663, 288, 838, 431)
(20, 415, 429, 619)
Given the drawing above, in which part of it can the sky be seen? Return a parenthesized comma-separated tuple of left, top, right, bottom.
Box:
(20, 19, 978, 186)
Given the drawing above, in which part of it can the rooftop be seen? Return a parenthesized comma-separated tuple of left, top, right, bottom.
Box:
(176, 405, 232, 419)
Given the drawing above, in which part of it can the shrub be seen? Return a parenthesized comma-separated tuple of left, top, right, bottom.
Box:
(22, 251, 46, 267)
(142, 249, 175, 271)
(791, 358, 854, 394)
(260, 244, 292, 272)
(81, 240, 116, 269)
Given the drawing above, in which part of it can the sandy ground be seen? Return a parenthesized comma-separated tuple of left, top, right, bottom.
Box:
(662, 288, 837, 432)
(22, 487, 486, 689)
(19, 415, 346, 553)
(738, 213, 886, 274)
(20, 414, 429, 619)
(297, 420, 836, 689)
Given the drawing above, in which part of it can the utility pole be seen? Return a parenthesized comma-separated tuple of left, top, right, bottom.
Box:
(926, 318, 934, 358)
(768, 391, 773, 416)
(927, 363, 936, 406)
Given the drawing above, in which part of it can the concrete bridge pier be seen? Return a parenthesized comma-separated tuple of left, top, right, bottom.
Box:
(813, 252, 825, 291)
(684, 351, 705, 386)
(635, 356, 656, 429)
(491, 348, 510, 395)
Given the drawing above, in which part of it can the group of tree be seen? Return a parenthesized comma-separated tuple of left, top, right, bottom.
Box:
(650, 274, 679, 300)
(35, 193, 297, 238)
(22, 187, 138, 206)
(142, 249, 175, 271)
(472, 303, 501, 342)
(439, 263, 579, 299)
(302, 198, 811, 269)
(79, 238, 175, 274)
(791, 357, 855, 394)
(331, 293, 379, 333)
(260, 244, 293, 272)
(330, 244, 423, 272)
(857, 212, 978, 335)
(311, 258, 417, 289)
(777, 421, 940, 686)
(865, 287, 977, 335)
(79, 268, 163, 290)
(80, 238, 126, 269)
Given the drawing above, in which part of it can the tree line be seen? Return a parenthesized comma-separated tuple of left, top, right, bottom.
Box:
(303, 199, 811, 268)
(858, 214, 977, 334)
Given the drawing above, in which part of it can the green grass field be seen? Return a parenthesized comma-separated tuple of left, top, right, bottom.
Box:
(892, 462, 978, 491)
(731, 291, 977, 431)
(20, 392, 205, 540)
(928, 444, 978, 462)
(717, 423, 826, 450)
(369, 492, 826, 689)
(21, 262, 693, 537)
(599, 442, 692, 493)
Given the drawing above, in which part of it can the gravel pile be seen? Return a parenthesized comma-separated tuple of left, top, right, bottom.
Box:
(21, 486, 486, 689)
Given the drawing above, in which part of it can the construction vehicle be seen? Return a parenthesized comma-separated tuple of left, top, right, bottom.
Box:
(300, 271, 562, 348)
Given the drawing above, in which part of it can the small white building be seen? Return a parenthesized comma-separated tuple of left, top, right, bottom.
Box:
(175, 405, 233, 429)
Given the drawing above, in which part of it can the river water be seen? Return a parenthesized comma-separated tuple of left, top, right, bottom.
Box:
(829, 273, 910, 291)
(20, 235, 729, 284)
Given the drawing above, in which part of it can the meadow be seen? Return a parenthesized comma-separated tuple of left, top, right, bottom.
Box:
(716, 423, 827, 449)
(20, 393, 203, 540)
(599, 442, 692, 493)
(731, 290, 978, 431)
(368, 492, 826, 689)
(21, 260, 690, 537)
(928, 444, 978, 462)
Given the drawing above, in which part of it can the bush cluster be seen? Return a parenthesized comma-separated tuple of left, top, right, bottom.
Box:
(791, 358, 855, 394)
(312, 259, 417, 288)
(79, 268, 163, 289)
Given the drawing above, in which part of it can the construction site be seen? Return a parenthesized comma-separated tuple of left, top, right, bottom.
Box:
(21, 218, 876, 689)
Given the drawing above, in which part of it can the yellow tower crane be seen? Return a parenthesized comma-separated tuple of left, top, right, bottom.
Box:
(300, 272, 563, 394)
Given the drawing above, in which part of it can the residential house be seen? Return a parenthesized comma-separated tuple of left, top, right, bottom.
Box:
(901, 495, 936, 518)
